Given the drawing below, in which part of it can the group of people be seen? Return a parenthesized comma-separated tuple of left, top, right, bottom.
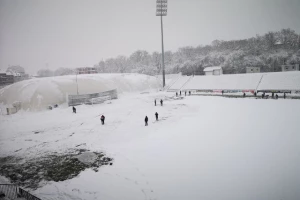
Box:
(144, 112, 159, 126)
(72, 100, 160, 126)
(176, 91, 191, 97)
(145, 99, 164, 126)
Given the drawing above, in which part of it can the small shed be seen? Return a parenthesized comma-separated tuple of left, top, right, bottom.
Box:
(246, 66, 260, 73)
(203, 66, 223, 76)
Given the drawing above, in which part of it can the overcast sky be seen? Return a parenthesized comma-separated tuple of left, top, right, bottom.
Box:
(1, 0, 300, 74)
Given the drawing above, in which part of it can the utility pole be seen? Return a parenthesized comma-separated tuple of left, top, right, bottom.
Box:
(156, 0, 168, 88)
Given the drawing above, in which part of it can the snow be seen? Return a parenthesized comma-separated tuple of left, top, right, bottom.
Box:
(183, 73, 263, 90)
(75, 152, 98, 165)
(258, 71, 300, 90)
(169, 71, 300, 91)
(168, 76, 192, 91)
(203, 66, 222, 71)
(0, 73, 161, 110)
(1, 91, 300, 200)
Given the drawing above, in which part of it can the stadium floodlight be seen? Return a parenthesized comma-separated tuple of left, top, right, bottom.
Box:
(156, 0, 168, 88)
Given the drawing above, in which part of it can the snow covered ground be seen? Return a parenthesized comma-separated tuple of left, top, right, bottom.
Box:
(1, 91, 300, 200)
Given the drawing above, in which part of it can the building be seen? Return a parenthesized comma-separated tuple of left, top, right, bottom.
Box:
(246, 66, 260, 73)
(281, 64, 299, 72)
(0, 73, 14, 87)
(203, 66, 223, 76)
(76, 67, 97, 74)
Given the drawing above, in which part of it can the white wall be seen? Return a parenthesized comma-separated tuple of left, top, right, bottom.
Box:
(205, 71, 213, 76)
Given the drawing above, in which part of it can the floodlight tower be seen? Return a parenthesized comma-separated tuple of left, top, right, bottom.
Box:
(156, 0, 168, 88)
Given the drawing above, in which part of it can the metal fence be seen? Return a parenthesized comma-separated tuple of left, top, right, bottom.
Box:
(0, 184, 42, 200)
(19, 188, 41, 200)
(0, 184, 18, 199)
(68, 89, 118, 106)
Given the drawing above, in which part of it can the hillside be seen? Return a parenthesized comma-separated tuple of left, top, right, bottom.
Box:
(90, 28, 300, 76)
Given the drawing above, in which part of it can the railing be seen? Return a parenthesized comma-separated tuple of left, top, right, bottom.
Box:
(0, 184, 42, 200)
(19, 188, 41, 200)
(0, 184, 18, 199)
(68, 89, 118, 106)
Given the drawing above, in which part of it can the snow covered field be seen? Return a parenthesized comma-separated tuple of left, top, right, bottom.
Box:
(1, 91, 300, 200)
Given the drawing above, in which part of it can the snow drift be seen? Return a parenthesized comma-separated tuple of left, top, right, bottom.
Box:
(0, 73, 161, 110)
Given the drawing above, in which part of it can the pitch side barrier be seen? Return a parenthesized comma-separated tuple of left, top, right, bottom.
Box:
(256, 90, 292, 94)
(194, 89, 255, 94)
(68, 89, 118, 106)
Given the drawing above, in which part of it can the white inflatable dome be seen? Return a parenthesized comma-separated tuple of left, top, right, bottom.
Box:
(0, 73, 161, 110)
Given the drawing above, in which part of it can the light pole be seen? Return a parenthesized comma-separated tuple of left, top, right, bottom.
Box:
(74, 69, 79, 95)
(156, 0, 168, 88)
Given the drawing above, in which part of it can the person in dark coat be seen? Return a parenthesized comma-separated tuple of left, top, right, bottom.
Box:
(101, 115, 105, 125)
(154, 99, 156, 106)
(275, 94, 278, 99)
(284, 93, 286, 99)
(222, 90, 224, 95)
(243, 93, 246, 98)
(254, 92, 256, 97)
(272, 92, 274, 99)
(185, 91, 186, 96)
(160, 99, 163, 106)
(155, 112, 158, 121)
(73, 106, 76, 113)
(145, 116, 148, 126)
(189, 91, 191, 95)
(180, 91, 181, 96)
(176, 92, 178, 97)
(262, 93, 265, 99)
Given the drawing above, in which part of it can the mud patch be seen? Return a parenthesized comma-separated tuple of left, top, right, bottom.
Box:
(0, 149, 113, 189)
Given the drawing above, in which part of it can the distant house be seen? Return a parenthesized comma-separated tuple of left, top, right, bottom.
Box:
(281, 64, 299, 72)
(246, 66, 260, 73)
(76, 67, 97, 74)
(0, 73, 14, 87)
(203, 66, 223, 76)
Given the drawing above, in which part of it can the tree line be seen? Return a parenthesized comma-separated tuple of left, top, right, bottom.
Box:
(37, 28, 300, 77)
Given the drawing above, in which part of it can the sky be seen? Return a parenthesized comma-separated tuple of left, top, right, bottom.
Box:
(0, 0, 300, 74)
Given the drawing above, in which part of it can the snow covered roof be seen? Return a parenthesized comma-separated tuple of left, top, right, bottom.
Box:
(0, 68, 6, 74)
(203, 66, 222, 72)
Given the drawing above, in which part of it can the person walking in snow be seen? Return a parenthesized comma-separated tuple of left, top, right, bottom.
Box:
(180, 91, 181, 96)
(160, 99, 163, 106)
(189, 91, 191, 95)
(155, 112, 158, 121)
(145, 116, 148, 126)
(176, 92, 178, 97)
(284, 93, 286, 99)
(275, 94, 278, 99)
(72, 106, 76, 114)
(243, 93, 246, 98)
(185, 91, 186, 96)
(154, 99, 157, 106)
(222, 90, 224, 95)
(101, 115, 105, 125)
